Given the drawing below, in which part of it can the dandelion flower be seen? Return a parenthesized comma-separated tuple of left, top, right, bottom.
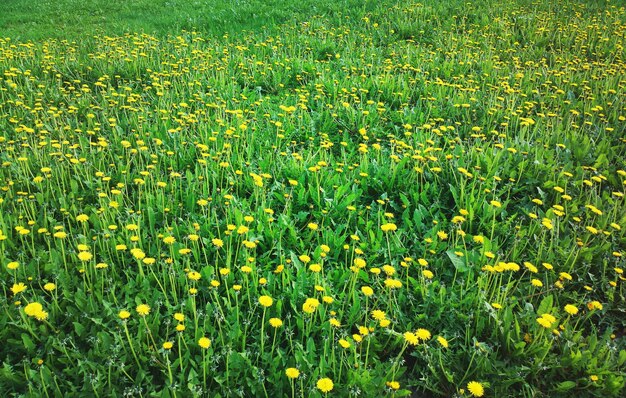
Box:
(198, 337, 211, 349)
(285, 368, 300, 379)
(467, 381, 485, 397)
(136, 304, 150, 316)
(403, 332, 418, 345)
(24, 302, 43, 317)
(381, 223, 397, 232)
(564, 305, 578, 315)
(339, 339, 351, 349)
(259, 295, 273, 307)
(10, 283, 27, 295)
(371, 310, 386, 321)
(302, 298, 320, 313)
(78, 252, 93, 262)
(119, 310, 131, 320)
(317, 378, 334, 393)
(269, 318, 283, 328)
(187, 271, 201, 281)
(416, 328, 431, 341)
(386, 381, 400, 390)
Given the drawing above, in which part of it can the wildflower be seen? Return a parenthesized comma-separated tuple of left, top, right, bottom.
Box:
(467, 381, 485, 397)
(24, 302, 43, 317)
(43, 283, 56, 291)
(163, 236, 176, 244)
(34, 311, 49, 321)
(285, 368, 300, 379)
(564, 305, 578, 315)
(309, 263, 322, 273)
(361, 286, 374, 296)
(437, 336, 449, 348)
(76, 214, 89, 222)
(384, 279, 402, 289)
(354, 258, 366, 268)
(119, 310, 131, 320)
(541, 218, 553, 230)
(381, 223, 397, 232)
(78, 252, 93, 262)
(198, 337, 211, 349)
(174, 313, 185, 322)
(302, 298, 320, 313)
(187, 271, 201, 281)
(371, 310, 386, 321)
(404, 332, 418, 345)
(299, 254, 311, 263)
(269, 318, 283, 328)
(7, 261, 19, 270)
(10, 283, 27, 295)
(587, 301, 603, 311)
(531, 279, 543, 287)
(386, 381, 400, 390)
(415, 328, 431, 341)
(317, 378, 334, 393)
(259, 295, 273, 307)
(339, 339, 351, 349)
(136, 304, 150, 316)
(490, 200, 502, 208)
(163, 342, 173, 350)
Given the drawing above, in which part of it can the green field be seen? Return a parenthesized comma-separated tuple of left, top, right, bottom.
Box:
(1, 0, 625, 396)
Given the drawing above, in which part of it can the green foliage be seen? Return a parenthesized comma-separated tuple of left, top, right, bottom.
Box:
(0, 0, 625, 397)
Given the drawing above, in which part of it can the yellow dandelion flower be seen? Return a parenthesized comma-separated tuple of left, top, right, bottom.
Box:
(564, 305, 578, 315)
(285, 368, 300, 379)
(467, 381, 485, 397)
(269, 318, 283, 328)
(259, 295, 274, 307)
(416, 328, 431, 341)
(317, 378, 334, 393)
(381, 223, 397, 232)
(136, 304, 150, 316)
(10, 283, 27, 295)
(198, 337, 211, 349)
(77, 252, 93, 262)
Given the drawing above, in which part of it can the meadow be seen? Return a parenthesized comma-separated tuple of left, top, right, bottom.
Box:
(1, 0, 625, 396)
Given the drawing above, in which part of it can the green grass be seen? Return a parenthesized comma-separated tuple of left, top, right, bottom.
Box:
(1, 0, 626, 397)
(0, 0, 386, 41)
